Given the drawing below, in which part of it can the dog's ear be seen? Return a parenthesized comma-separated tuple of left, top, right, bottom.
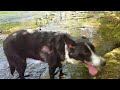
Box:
(63, 34, 76, 48)
(68, 44, 75, 49)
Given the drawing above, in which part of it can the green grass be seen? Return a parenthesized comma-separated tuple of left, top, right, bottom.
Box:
(0, 22, 21, 32)
(0, 11, 52, 33)
(0, 40, 3, 44)
(0, 11, 26, 14)
(0, 19, 49, 34)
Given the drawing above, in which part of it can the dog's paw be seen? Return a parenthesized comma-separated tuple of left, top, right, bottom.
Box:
(59, 73, 67, 79)
(59, 75, 66, 79)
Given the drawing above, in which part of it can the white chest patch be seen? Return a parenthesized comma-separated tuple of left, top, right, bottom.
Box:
(26, 29, 35, 34)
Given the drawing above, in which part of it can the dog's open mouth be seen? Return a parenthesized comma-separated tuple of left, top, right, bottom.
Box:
(87, 64, 98, 76)
(84, 61, 98, 76)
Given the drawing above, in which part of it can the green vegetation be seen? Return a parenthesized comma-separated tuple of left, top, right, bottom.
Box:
(0, 11, 56, 33)
(94, 11, 120, 55)
(0, 20, 39, 33)
(96, 48, 120, 79)
(64, 63, 92, 79)
(0, 11, 24, 14)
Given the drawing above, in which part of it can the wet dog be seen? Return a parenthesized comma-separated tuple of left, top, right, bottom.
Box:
(3, 29, 106, 79)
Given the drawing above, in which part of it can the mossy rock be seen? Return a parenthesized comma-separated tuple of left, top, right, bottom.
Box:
(104, 48, 120, 61)
(63, 63, 92, 79)
(96, 60, 120, 79)
(95, 48, 120, 79)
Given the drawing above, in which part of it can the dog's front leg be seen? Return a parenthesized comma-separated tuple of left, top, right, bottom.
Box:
(59, 64, 64, 79)
(49, 66, 57, 79)
(59, 64, 66, 79)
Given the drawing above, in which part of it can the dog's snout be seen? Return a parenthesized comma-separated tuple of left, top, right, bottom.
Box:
(101, 60, 106, 66)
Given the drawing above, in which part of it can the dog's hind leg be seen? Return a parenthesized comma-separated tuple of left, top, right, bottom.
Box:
(15, 59, 27, 79)
(6, 58, 15, 75)
(6, 55, 26, 79)
(9, 64, 15, 75)
(4, 45, 27, 79)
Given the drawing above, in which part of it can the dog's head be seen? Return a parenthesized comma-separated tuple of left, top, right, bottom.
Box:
(64, 35, 106, 76)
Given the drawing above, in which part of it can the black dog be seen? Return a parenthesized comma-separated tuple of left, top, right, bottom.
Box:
(3, 29, 106, 79)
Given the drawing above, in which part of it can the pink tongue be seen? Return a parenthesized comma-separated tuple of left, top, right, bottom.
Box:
(87, 64, 98, 76)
